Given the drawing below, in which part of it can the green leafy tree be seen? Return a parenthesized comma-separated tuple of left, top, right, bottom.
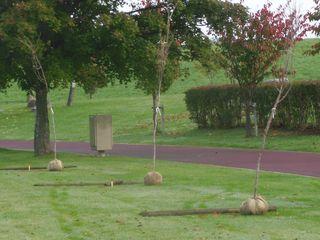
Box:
(128, 0, 246, 127)
(0, 0, 136, 155)
(308, 0, 320, 54)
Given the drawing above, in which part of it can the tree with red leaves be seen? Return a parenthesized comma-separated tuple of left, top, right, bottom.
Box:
(215, 1, 308, 137)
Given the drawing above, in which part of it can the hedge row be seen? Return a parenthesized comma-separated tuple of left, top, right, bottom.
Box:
(185, 81, 320, 130)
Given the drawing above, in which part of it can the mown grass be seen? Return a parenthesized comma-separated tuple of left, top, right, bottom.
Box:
(0, 149, 319, 240)
(1, 39, 320, 152)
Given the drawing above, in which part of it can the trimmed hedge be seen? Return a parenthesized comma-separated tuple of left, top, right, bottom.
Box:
(185, 81, 320, 130)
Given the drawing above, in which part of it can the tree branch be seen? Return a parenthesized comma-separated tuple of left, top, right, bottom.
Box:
(125, 3, 166, 15)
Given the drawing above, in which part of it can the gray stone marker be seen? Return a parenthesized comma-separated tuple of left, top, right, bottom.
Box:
(89, 115, 113, 157)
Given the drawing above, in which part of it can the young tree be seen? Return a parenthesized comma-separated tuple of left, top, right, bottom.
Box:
(0, 0, 136, 155)
(142, 2, 176, 185)
(240, 2, 308, 215)
(128, 0, 247, 129)
(214, 2, 307, 137)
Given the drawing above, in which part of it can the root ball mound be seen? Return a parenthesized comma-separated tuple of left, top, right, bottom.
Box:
(144, 171, 163, 186)
(240, 195, 269, 215)
(48, 159, 64, 171)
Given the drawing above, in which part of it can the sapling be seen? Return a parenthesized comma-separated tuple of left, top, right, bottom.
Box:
(240, 50, 293, 215)
(19, 38, 63, 171)
(144, 2, 176, 185)
(240, 1, 308, 215)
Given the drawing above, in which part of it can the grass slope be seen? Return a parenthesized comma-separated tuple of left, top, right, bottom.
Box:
(1, 39, 320, 152)
(0, 149, 319, 240)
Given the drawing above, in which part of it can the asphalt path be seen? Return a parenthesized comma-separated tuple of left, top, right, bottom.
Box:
(0, 140, 319, 177)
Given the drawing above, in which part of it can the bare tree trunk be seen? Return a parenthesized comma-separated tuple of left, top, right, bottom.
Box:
(66, 81, 76, 106)
(253, 103, 259, 137)
(160, 104, 165, 132)
(245, 100, 252, 137)
(253, 86, 286, 197)
(27, 93, 36, 110)
(27, 94, 34, 105)
(243, 87, 254, 137)
(18, 38, 53, 156)
(34, 86, 51, 156)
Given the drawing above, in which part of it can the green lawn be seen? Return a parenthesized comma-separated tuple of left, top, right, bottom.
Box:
(1, 39, 320, 152)
(0, 149, 319, 240)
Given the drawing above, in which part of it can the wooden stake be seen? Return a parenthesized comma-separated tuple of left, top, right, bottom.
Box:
(140, 206, 277, 217)
(0, 165, 77, 171)
(34, 180, 141, 187)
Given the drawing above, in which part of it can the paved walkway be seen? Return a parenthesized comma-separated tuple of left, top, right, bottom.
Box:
(0, 140, 319, 178)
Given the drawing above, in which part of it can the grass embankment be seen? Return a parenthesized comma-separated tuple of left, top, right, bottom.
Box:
(0, 149, 319, 239)
(0, 39, 320, 152)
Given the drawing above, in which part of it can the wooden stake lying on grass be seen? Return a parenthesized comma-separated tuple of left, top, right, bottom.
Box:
(0, 166, 77, 171)
(140, 206, 277, 217)
(34, 180, 141, 187)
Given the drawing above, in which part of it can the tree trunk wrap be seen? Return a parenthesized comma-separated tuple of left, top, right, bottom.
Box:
(245, 100, 252, 137)
(152, 92, 160, 132)
(34, 86, 51, 156)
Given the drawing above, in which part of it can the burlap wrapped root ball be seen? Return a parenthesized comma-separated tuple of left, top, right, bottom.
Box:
(48, 159, 64, 171)
(240, 195, 269, 215)
(144, 171, 163, 185)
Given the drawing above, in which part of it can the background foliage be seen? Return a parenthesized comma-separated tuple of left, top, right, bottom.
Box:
(185, 81, 320, 131)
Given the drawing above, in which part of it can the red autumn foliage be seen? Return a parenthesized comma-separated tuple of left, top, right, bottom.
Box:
(218, 0, 309, 87)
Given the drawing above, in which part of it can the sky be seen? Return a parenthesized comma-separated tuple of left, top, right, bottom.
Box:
(122, 0, 318, 37)
(230, 0, 315, 13)
(231, 0, 317, 37)
(123, 0, 316, 12)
